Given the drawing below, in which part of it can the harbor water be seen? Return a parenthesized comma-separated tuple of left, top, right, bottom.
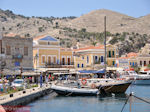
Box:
(21, 85, 150, 112)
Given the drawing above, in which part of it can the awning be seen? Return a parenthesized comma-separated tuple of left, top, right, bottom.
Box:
(78, 69, 105, 74)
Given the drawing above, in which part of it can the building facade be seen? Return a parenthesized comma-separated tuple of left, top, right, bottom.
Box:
(74, 44, 117, 70)
(33, 35, 74, 68)
(137, 43, 150, 67)
(2, 35, 33, 69)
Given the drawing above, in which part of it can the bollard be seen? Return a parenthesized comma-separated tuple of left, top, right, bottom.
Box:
(10, 94, 13, 97)
(23, 91, 26, 94)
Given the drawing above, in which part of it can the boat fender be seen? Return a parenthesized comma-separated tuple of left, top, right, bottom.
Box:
(91, 83, 96, 89)
(81, 78, 87, 85)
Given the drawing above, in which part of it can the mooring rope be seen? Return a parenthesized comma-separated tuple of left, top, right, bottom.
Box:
(66, 92, 73, 96)
(120, 93, 150, 112)
(132, 95, 150, 104)
(120, 94, 130, 112)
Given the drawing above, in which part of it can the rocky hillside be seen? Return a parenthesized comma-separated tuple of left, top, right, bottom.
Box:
(0, 9, 150, 55)
(62, 9, 150, 35)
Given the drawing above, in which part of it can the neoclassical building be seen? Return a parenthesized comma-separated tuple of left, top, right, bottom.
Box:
(73, 44, 117, 70)
(33, 35, 74, 68)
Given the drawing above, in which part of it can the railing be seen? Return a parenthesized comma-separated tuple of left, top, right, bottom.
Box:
(12, 54, 23, 59)
(45, 62, 74, 68)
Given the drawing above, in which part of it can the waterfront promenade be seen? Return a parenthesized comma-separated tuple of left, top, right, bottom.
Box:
(0, 83, 52, 106)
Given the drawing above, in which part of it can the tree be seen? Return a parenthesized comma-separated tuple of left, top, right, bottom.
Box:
(38, 27, 43, 32)
(91, 41, 97, 46)
(81, 28, 86, 33)
(55, 22, 59, 28)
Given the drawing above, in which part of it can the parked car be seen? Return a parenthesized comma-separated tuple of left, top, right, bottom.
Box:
(11, 79, 26, 88)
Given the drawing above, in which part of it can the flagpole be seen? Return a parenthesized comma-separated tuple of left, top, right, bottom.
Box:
(104, 16, 107, 78)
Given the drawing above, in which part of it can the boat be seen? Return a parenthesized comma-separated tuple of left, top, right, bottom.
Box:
(122, 70, 150, 85)
(78, 78, 132, 94)
(134, 71, 150, 85)
(51, 84, 99, 96)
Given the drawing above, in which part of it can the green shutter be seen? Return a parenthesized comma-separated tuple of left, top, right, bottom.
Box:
(109, 51, 111, 57)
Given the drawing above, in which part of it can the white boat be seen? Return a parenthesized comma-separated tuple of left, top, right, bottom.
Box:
(78, 78, 131, 93)
(51, 84, 99, 96)
(122, 70, 150, 85)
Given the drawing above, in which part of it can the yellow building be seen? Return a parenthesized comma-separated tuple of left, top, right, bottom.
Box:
(74, 44, 117, 70)
(33, 35, 74, 68)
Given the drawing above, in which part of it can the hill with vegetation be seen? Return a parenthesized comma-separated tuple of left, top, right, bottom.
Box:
(0, 9, 150, 55)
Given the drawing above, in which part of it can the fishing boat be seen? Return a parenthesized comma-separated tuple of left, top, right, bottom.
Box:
(51, 84, 99, 96)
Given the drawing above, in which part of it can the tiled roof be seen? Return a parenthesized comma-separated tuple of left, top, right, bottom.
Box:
(74, 45, 104, 51)
(40, 36, 58, 41)
(34, 35, 46, 41)
(127, 52, 137, 58)
(4, 33, 24, 38)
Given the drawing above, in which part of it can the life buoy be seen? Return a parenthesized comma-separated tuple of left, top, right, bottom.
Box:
(91, 83, 96, 89)
(81, 78, 87, 85)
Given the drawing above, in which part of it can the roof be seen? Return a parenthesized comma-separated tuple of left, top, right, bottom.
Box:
(127, 52, 137, 58)
(39, 36, 58, 41)
(74, 45, 104, 52)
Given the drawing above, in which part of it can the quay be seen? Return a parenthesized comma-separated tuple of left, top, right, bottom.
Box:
(0, 83, 53, 107)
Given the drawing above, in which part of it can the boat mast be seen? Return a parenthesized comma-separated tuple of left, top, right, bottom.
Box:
(104, 16, 107, 78)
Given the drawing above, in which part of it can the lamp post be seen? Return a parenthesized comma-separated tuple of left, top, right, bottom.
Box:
(34, 53, 39, 84)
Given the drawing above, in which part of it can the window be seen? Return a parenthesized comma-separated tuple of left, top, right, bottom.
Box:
(77, 64, 80, 68)
(82, 64, 84, 68)
(95, 56, 98, 62)
(140, 61, 142, 66)
(42, 56, 46, 64)
(112, 51, 115, 57)
(62, 57, 65, 65)
(87, 56, 89, 64)
(109, 51, 111, 57)
(6, 45, 11, 55)
(53, 57, 56, 64)
(132, 62, 134, 66)
(144, 61, 146, 66)
(15, 47, 19, 54)
(101, 56, 104, 62)
(48, 56, 51, 64)
(68, 58, 71, 65)
(82, 56, 84, 60)
(130, 62, 132, 65)
(112, 61, 115, 65)
(24, 47, 28, 56)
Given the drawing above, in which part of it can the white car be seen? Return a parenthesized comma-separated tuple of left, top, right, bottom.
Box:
(11, 79, 25, 88)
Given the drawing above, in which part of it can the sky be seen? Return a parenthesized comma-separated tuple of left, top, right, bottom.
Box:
(0, 0, 150, 18)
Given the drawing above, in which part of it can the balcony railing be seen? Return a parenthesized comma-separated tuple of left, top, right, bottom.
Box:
(12, 54, 23, 59)
(45, 62, 74, 68)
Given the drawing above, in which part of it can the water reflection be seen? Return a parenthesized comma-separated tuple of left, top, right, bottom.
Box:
(16, 85, 150, 112)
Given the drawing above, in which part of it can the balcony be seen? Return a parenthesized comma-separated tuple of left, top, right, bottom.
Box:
(12, 54, 23, 59)
(45, 62, 74, 68)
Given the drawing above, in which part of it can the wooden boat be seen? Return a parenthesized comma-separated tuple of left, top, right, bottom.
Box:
(51, 84, 99, 96)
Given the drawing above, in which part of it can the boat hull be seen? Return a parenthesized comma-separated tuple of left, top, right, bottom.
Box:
(51, 85, 99, 96)
(101, 82, 131, 93)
